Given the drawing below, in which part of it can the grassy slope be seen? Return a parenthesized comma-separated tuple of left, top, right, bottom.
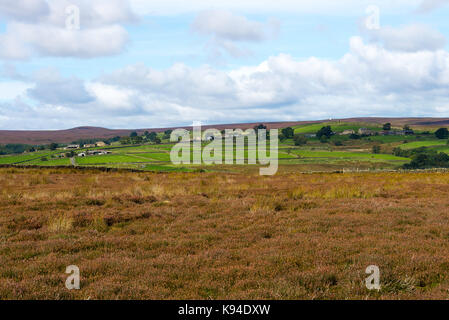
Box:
(76, 154, 148, 164)
(0, 151, 58, 164)
(4, 122, 449, 171)
(399, 140, 446, 150)
(291, 150, 409, 161)
(27, 158, 72, 166)
(293, 122, 382, 134)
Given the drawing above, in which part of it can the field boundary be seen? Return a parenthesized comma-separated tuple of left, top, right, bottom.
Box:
(0, 164, 151, 173)
(2, 163, 449, 175)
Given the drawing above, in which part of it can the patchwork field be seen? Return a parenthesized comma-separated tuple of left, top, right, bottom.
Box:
(293, 122, 381, 134)
(3, 121, 449, 173)
(1, 167, 449, 299)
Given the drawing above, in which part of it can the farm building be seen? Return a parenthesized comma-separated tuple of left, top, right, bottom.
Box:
(380, 130, 397, 136)
(358, 128, 375, 136)
(339, 130, 355, 135)
(64, 144, 80, 150)
(96, 141, 106, 147)
(87, 150, 110, 156)
(380, 130, 414, 136)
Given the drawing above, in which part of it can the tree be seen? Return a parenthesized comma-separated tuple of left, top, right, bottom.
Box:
(316, 126, 333, 139)
(278, 133, 287, 142)
(281, 127, 294, 139)
(383, 123, 392, 131)
(403, 124, 411, 131)
(65, 151, 75, 158)
(154, 137, 161, 144)
(293, 134, 307, 146)
(254, 124, 267, 133)
(403, 149, 449, 169)
(334, 140, 343, 146)
(319, 135, 329, 143)
(148, 132, 157, 142)
(130, 131, 138, 138)
(393, 147, 401, 157)
(132, 136, 143, 144)
(372, 145, 381, 154)
(120, 137, 131, 145)
(410, 153, 430, 168)
(435, 128, 449, 139)
(162, 129, 173, 140)
(49, 143, 58, 150)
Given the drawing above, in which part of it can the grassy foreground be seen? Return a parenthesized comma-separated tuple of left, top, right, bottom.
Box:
(1, 167, 449, 299)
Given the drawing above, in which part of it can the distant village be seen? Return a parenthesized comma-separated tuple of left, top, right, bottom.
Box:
(58, 141, 111, 158)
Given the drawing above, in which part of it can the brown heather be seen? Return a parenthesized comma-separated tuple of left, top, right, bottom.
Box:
(1, 167, 449, 299)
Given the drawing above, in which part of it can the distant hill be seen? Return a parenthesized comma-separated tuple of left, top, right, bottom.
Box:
(1, 117, 448, 145)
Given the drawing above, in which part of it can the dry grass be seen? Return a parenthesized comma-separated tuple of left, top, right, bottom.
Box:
(1, 167, 449, 299)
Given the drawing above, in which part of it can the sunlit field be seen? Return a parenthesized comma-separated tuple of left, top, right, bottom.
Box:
(1, 167, 449, 299)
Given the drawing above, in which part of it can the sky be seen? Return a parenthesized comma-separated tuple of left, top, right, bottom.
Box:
(1, 0, 449, 130)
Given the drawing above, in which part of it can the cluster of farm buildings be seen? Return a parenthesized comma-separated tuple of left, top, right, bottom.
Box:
(305, 128, 414, 138)
(57, 141, 110, 158)
(64, 141, 107, 149)
(352, 128, 414, 136)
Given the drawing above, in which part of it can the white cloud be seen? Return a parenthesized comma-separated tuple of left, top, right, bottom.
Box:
(87, 83, 138, 111)
(130, 0, 421, 16)
(192, 10, 275, 42)
(27, 69, 94, 104)
(0, 0, 135, 59)
(0, 0, 50, 22)
(192, 10, 279, 59)
(0, 81, 32, 101)
(5, 22, 129, 59)
(46, 36, 446, 128)
(364, 24, 447, 52)
(101, 63, 236, 100)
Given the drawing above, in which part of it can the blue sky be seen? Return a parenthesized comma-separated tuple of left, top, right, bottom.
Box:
(1, 0, 449, 129)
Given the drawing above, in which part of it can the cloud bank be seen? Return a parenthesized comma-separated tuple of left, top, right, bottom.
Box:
(2, 34, 449, 129)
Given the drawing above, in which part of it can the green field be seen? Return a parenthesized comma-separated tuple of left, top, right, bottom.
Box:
(76, 154, 149, 165)
(26, 157, 71, 166)
(290, 149, 409, 161)
(398, 140, 446, 149)
(2, 121, 449, 172)
(293, 122, 381, 134)
(0, 152, 58, 164)
(127, 152, 172, 161)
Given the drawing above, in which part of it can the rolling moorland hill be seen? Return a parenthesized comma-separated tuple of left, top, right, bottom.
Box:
(2, 117, 449, 145)
(3, 117, 449, 173)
